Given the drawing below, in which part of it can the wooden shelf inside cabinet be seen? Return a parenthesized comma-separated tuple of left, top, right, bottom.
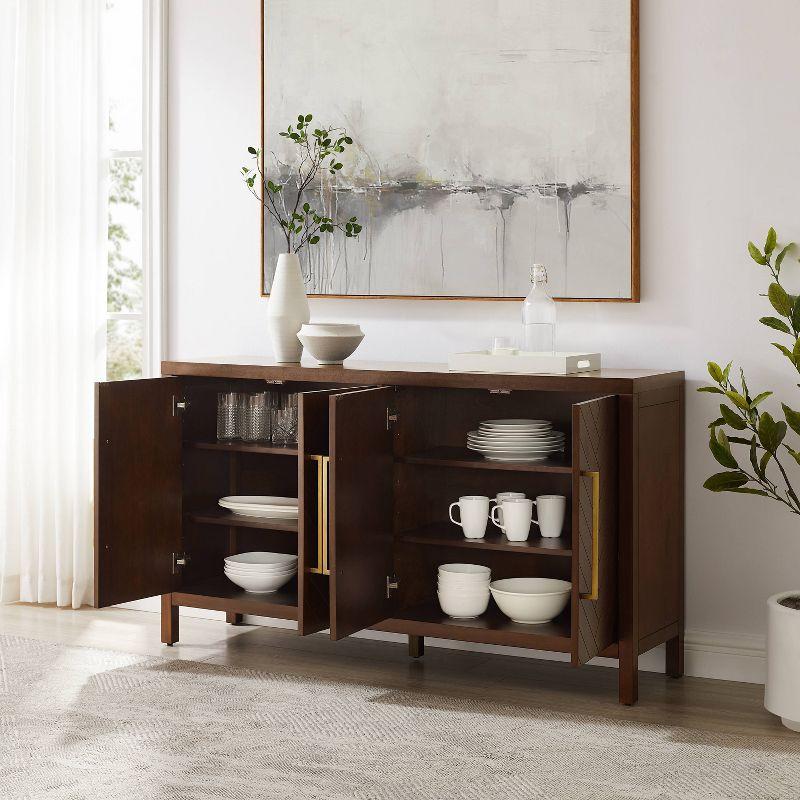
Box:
(186, 508, 298, 533)
(397, 447, 571, 474)
(377, 604, 571, 651)
(185, 440, 298, 457)
(399, 523, 571, 556)
(172, 576, 298, 619)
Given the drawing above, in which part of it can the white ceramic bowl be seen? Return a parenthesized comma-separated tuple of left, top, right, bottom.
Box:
(437, 584, 490, 597)
(297, 332, 364, 365)
(438, 564, 491, 579)
(437, 590, 490, 620)
(225, 552, 297, 568)
(225, 569, 296, 594)
(489, 578, 571, 624)
(225, 563, 297, 576)
(300, 322, 363, 337)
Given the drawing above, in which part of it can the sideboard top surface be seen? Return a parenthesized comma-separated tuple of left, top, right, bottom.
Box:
(161, 358, 684, 394)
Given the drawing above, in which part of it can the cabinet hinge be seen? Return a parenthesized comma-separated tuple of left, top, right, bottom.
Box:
(386, 408, 398, 430)
(386, 574, 399, 598)
(488, 389, 511, 395)
(172, 552, 190, 575)
(172, 396, 189, 416)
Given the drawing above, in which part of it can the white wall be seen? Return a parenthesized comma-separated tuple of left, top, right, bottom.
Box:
(167, 0, 800, 680)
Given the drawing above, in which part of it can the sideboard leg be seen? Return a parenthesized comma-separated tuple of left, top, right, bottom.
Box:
(161, 594, 179, 646)
(666, 633, 684, 678)
(408, 635, 424, 659)
(226, 612, 244, 626)
(618, 640, 638, 705)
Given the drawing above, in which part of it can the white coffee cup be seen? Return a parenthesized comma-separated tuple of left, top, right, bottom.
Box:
(490, 497, 533, 542)
(534, 495, 566, 538)
(449, 496, 490, 539)
(490, 492, 526, 526)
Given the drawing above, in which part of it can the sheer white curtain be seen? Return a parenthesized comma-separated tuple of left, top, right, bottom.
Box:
(0, 0, 105, 608)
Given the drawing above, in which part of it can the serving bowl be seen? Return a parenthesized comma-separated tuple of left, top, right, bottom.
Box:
(489, 578, 571, 624)
(438, 564, 491, 580)
(224, 552, 297, 569)
(225, 568, 296, 594)
(297, 323, 365, 365)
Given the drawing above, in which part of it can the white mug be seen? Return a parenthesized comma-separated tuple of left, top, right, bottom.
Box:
(490, 492, 526, 526)
(449, 496, 490, 539)
(534, 495, 566, 538)
(490, 497, 533, 542)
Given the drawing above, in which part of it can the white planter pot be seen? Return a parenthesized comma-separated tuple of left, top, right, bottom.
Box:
(267, 253, 310, 363)
(765, 590, 800, 731)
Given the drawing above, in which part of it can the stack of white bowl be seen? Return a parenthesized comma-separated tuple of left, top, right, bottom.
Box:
(224, 552, 298, 594)
(437, 563, 491, 619)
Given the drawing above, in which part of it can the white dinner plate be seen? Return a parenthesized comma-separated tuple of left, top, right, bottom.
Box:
(219, 496, 297, 508)
(479, 419, 552, 428)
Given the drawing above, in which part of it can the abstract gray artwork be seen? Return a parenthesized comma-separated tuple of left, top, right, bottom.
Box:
(262, 0, 635, 299)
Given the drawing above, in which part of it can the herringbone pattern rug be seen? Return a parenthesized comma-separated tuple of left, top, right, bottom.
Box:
(1, 634, 798, 799)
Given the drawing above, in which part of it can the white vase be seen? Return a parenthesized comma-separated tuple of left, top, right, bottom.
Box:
(267, 253, 310, 363)
(765, 591, 800, 731)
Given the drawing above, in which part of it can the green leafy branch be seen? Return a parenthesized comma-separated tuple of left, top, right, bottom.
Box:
(240, 113, 362, 254)
(699, 228, 800, 515)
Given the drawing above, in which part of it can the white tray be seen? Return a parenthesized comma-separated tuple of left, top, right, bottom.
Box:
(448, 351, 601, 375)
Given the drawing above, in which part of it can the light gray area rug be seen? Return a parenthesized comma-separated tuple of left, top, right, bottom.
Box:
(1, 634, 799, 800)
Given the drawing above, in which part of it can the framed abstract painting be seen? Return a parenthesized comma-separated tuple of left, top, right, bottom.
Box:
(261, 0, 639, 301)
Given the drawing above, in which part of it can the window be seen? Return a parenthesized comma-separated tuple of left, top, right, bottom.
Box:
(104, 0, 165, 380)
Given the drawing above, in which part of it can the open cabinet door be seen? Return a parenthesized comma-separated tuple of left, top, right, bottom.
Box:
(95, 378, 183, 607)
(329, 386, 395, 640)
(571, 395, 618, 665)
(297, 389, 341, 636)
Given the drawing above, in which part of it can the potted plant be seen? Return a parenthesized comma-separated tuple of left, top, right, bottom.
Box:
(699, 228, 800, 730)
(242, 114, 362, 363)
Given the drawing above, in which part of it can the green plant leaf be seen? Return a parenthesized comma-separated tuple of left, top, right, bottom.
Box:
(725, 390, 750, 410)
(765, 227, 778, 256)
(760, 316, 791, 334)
(750, 391, 773, 408)
(769, 282, 793, 318)
(748, 242, 768, 265)
(749, 435, 760, 475)
(728, 487, 770, 496)
(786, 448, 800, 467)
(758, 412, 787, 453)
(710, 434, 738, 469)
(309, 235, 320, 244)
(719, 404, 747, 429)
(773, 342, 796, 363)
(760, 449, 772, 476)
(728, 435, 754, 445)
(776, 243, 793, 273)
(697, 386, 724, 394)
(247, 146, 258, 155)
(707, 362, 724, 382)
(782, 403, 800, 436)
(703, 471, 749, 492)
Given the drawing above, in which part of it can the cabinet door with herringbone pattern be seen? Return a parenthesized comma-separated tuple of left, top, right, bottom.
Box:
(571, 395, 618, 665)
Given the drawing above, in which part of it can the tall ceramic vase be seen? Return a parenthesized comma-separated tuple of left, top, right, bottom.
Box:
(267, 253, 310, 363)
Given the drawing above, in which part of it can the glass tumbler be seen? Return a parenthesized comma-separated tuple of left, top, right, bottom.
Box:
(216, 392, 240, 440)
(242, 393, 270, 442)
(271, 393, 299, 446)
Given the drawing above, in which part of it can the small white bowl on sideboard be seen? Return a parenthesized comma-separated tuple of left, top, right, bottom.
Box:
(297, 323, 365, 365)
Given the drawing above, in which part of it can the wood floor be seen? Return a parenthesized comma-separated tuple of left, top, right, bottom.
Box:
(0, 603, 790, 739)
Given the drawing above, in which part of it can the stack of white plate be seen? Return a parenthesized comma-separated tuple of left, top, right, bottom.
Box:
(218, 496, 298, 519)
(466, 419, 565, 462)
(437, 563, 491, 619)
(224, 551, 298, 594)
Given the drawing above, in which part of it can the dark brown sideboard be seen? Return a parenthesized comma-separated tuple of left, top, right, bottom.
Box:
(94, 360, 684, 705)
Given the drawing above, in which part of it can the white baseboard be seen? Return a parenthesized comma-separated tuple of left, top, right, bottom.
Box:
(118, 599, 767, 685)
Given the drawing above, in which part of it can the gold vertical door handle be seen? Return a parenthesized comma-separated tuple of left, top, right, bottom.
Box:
(580, 470, 600, 601)
(321, 456, 330, 576)
(308, 455, 326, 575)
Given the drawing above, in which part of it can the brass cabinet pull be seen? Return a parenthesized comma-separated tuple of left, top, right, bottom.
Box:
(580, 470, 600, 601)
(308, 455, 330, 576)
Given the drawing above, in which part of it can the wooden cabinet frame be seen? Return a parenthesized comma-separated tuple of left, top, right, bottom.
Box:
(95, 362, 685, 705)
